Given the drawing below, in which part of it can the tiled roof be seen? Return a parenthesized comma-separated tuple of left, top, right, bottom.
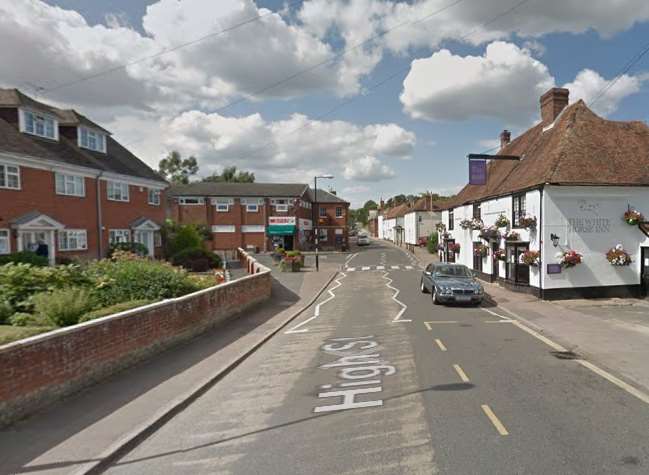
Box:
(168, 182, 310, 197)
(307, 188, 349, 204)
(443, 100, 649, 209)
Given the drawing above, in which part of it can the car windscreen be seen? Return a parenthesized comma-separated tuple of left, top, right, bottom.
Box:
(434, 266, 471, 277)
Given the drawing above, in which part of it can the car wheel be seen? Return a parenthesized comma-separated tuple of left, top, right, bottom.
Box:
(432, 288, 441, 305)
(420, 279, 428, 294)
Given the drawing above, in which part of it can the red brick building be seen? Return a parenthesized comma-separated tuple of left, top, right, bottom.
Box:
(0, 88, 167, 264)
(167, 182, 349, 252)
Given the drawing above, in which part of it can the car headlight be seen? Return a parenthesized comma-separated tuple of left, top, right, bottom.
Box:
(474, 286, 484, 295)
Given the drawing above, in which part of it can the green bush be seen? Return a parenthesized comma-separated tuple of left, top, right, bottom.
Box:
(79, 299, 153, 323)
(166, 225, 204, 258)
(108, 242, 149, 258)
(427, 232, 439, 254)
(285, 250, 301, 257)
(0, 251, 48, 267)
(32, 287, 95, 327)
(171, 247, 222, 272)
(0, 300, 13, 325)
(0, 325, 56, 345)
(8, 312, 50, 327)
(86, 258, 203, 307)
(0, 263, 90, 312)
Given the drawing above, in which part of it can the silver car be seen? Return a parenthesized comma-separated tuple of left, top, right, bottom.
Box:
(420, 263, 484, 305)
(357, 234, 370, 246)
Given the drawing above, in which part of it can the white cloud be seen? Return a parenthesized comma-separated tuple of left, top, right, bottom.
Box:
(400, 41, 554, 124)
(160, 111, 412, 183)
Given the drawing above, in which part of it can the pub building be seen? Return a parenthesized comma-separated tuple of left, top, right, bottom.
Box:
(439, 87, 649, 300)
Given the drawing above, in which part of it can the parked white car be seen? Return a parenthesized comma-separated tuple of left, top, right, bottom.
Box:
(357, 234, 370, 246)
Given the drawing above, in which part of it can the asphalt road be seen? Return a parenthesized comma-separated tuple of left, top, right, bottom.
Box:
(103, 240, 649, 474)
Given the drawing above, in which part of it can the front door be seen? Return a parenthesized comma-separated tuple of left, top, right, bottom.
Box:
(446, 240, 455, 263)
(491, 242, 500, 279)
(134, 230, 154, 257)
(19, 230, 55, 265)
(641, 247, 649, 297)
(506, 243, 530, 285)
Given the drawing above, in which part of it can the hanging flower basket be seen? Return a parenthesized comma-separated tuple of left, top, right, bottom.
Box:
(504, 230, 521, 241)
(470, 218, 483, 230)
(459, 219, 473, 230)
(448, 242, 461, 253)
(493, 249, 506, 261)
(473, 243, 489, 258)
(441, 231, 450, 240)
(518, 215, 537, 230)
(623, 209, 643, 225)
(479, 225, 501, 241)
(557, 250, 583, 268)
(606, 244, 632, 266)
(494, 214, 510, 228)
(521, 250, 540, 266)
(435, 222, 447, 232)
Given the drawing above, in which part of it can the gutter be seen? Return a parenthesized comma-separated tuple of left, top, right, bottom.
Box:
(96, 171, 104, 259)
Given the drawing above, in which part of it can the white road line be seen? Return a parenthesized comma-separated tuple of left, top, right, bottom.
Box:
(405, 265, 413, 270)
(285, 272, 347, 334)
(481, 404, 509, 436)
(362, 266, 371, 271)
(345, 252, 358, 266)
(424, 321, 458, 330)
(347, 267, 356, 272)
(480, 308, 511, 320)
(376, 265, 385, 270)
(434, 339, 447, 351)
(382, 271, 411, 323)
(391, 265, 399, 270)
(453, 364, 470, 383)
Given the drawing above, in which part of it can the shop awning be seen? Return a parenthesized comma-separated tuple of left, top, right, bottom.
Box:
(267, 225, 296, 236)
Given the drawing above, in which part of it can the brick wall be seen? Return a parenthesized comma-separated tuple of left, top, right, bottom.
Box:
(0, 258, 271, 426)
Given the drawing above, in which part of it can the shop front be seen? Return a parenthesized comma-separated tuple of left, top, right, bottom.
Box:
(267, 216, 297, 251)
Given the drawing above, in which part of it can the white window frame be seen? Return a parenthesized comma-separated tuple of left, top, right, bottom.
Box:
(154, 231, 162, 247)
(275, 204, 289, 212)
(109, 229, 131, 244)
(58, 229, 88, 251)
(0, 229, 10, 255)
(216, 203, 229, 212)
(0, 162, 21, 190)
(20, 109, 59, 140)
(211, 225, 236, 233)
(78, 126, 106, 153)
(241, 225, 265, 233)
(246, 203, 259, 212)
(55, 173, 85, 197)
(178, 197, 205, 205)
(148, 189, 161, 206)
(336, 207, 343, 218)
(107, 181, 130, 202)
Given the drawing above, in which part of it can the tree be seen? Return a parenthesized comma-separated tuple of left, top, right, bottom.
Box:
(363, 200, 378, 210)
(158, 151, 198, 185)
(202, 166, 255, 183)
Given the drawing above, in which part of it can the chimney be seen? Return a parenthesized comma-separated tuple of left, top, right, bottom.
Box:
(499, 129, 511, 149)
(540, 87, 569, 126)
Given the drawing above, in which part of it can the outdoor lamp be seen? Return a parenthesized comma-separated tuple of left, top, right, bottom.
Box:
(550, 233, 560, 247)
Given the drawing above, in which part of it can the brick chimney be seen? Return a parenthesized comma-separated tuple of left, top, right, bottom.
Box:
(540, 87, 569, 126)
(499, 129, 511, 149)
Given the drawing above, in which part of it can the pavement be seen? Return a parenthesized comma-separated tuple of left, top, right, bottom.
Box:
(94, 238, 649, 474)
(0, 260, 340, 475)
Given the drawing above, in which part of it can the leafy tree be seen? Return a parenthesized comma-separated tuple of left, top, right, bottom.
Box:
(158, 151, 199, 185)
(363, 200, 378, 210)
(203, 166, 255, 183)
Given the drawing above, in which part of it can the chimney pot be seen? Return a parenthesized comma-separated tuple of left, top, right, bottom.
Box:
(540, 87, 569, 126)
(499, 129, 511, 149)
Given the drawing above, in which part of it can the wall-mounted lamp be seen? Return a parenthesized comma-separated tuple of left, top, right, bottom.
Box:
(550, 233, 560, 247)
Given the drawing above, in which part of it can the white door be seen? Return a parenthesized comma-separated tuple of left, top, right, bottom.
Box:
(18, 230, 56, 264)
(134, 230, 154, 257)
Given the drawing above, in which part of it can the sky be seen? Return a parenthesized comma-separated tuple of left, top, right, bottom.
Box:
(2, 0, 649, 207)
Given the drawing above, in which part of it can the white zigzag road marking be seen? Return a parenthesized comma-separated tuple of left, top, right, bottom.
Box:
(285, 272, 347, 334)
(382, 271, 411, 323)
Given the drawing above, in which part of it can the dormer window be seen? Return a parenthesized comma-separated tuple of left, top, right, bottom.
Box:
(20, 109, 58, 140)
(79, 127, 106, 153)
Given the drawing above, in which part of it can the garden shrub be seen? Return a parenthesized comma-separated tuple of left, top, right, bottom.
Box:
(32, 287, 94, 327)
(0, 325, 56, 345)
(427, 232, 439, 254)
(8, 312, 50, 327)
(171, 247, 222, 272)
(0, 251, 48, 267)
(107, 242, 149, 258)
(0, 300, 14, 325)
(79, 299, 153, 323)
(165, 225, 204, 258)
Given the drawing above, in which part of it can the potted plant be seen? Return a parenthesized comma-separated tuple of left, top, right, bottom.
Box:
(504, 230, 520, 241)
(493, 249, 506, 261)
(606, 244, 632, 266)
(479, 225, 501, 241)
(470, 218, 484, 230)
(435, 222, 447, 232)
(286, 250, 304, 267)
(494, 214, 510, 228)
(459, 219, 473, 230)
(521, 250, 540, 266)
(624, 208, 644, 225)
(518, 215, 537, 230)
(448, 242, 461, 254)
(557, 249, 583, 268)
(473, 243, 488, 258)
(272, 247, 286, 263)
(279, 255, 301, 272)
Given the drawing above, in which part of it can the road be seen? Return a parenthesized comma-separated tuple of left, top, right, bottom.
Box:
(104, 240, 649, 474)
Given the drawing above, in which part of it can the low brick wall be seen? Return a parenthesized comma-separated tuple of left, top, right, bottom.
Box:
(0, 252, 271, 426)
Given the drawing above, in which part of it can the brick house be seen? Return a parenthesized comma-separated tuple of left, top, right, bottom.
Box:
(167, 182, 349, 252)
(0, 88, 167, 264)
(440, 87, 649, 300)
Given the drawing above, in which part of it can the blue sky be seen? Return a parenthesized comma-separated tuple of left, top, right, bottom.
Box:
(8, 1, 649, 206)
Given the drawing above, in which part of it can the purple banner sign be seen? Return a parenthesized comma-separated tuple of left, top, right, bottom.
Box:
(546, 264, 562, 274)
(469, 159, 487, 185)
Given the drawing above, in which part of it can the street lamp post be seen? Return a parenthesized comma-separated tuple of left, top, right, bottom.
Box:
(314, 174, 333, 271)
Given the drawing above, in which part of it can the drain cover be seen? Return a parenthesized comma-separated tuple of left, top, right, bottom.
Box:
(550, 350, 580, 360)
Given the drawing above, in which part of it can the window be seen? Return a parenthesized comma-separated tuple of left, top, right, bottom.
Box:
(473, 203, 481, 220)
(272, 198, 288, 212)
(148, 189, 161, 206)
(336, 207, 343, 218)
(319, 207, 327, 217)
(55, 173, 85, 197)
(241, 225, 265, 233)
(109, 229, 130, 244)
(107, 181, 129, 202)
(0, 229, 9, 254)
(318, 229, 328, 241)
(448, 209, 454, 230)
(212, 225, 236, 233)
(58, 230, 87, 251)
(21, 110, 57, 140)
(179, 197, 204, 205)
(79, 127, 106, 153)
(246, 203, 259, 212)
(0, 163, 20, 189)
(512, 194, 526, 227)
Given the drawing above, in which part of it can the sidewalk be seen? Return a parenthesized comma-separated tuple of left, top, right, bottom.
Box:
(0, 267, 337, 475)
(407, 242, 649, 394)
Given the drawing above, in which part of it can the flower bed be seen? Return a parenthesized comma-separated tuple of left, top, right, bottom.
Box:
(557, 250, 583, 268)
(606, 244, 632, 266)
(624, 209, 643, 225)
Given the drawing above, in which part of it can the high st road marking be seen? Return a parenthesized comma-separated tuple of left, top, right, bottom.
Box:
(481, 404, 509, 436)
(434, 339, 447, 351)
(453, 364, 470, 383)
(424, 321, 458, 330)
